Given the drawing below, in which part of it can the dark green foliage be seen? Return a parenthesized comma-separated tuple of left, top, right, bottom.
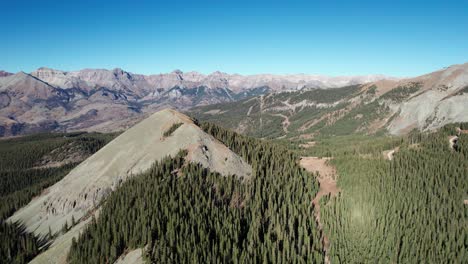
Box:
(191, 84, 393, 138)
(191, 83, 424, 138)
(163, 122, 183, 137)
(298, 134, 402, 158)
(0, 132, 116, 263)
(287, 85, 361, 104)
(319, 126, 468, 263)
(366, 85, 377, 95)
(0, 164, 76, 220)
(0, 222, 47, 264)
(381, 82, 421, 101)
(68, 123, 324, 263)
(188, 97, 260, 135)
(318, 101, 389, 136)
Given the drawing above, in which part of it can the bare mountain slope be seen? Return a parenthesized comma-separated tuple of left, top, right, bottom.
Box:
(9, 109, 251, 263)
(0, 67, 391, 136)
(384, 63, 468, 134)
(191, 62, 468, 137)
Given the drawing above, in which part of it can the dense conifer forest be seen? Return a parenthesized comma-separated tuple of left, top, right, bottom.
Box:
(0, 132, 115, 263)
(68, 122, 324, 263)
(304, 124, 468, 263)
(1, 121, 467, 263)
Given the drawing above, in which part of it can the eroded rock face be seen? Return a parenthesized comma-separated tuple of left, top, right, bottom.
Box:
(9, 109, 252, 237)
(1, 67, 392, 136)
(386, 63, 468, 134)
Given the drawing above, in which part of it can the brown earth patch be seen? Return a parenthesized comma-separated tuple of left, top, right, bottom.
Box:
(299, 141, 316, 149)
(364, 79, 400, 96)
(300, 156, 339, 264)
(456, 127, 468, 135)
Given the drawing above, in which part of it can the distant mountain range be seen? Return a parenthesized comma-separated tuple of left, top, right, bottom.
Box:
(192, 63, 468, 136)
(0, 67, 391, 136)
(0, 71, 13, 77)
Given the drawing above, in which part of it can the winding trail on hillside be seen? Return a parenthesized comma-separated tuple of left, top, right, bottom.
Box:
(272, 113, 290, 133)
(246, 105, 254, 116)
(300, 157, 339, 264)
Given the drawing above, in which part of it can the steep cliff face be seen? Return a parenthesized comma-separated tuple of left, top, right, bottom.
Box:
(9, 109, 251, 238)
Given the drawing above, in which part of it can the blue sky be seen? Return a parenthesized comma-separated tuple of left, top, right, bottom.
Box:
(1, 0, 467, 76)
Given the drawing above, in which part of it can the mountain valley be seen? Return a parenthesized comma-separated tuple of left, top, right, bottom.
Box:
(192, 63, 468, 138)
(0, 64, 467, 264)
(0, 67, 390, 137)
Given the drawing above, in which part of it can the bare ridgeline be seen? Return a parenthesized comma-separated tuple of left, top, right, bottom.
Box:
(9, 109, 252, 263)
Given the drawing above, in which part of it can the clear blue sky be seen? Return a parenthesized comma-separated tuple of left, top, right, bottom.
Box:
(1, 0, 467, 76)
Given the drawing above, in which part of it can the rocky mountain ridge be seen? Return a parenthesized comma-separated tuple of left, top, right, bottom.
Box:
(9, 109, 252, 263)
(0, 67, 392, 136)
(30, 67, 391, 91)
(192, 62, 468, 137)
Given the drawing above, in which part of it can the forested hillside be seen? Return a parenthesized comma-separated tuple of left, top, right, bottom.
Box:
(301, 124, 468, 263)
(190, 84, 388, 139)
(191, 64, 468, 138)
(2, 117, 467, 263)
(68, 122, 324, 263)
(0, 132, 116, 263)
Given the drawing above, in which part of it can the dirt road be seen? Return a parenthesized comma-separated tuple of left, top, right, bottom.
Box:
(272, 113, 290, 133)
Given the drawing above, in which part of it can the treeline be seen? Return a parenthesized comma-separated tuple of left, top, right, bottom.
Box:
(68, 122, 324, 263)
(0, 132, 116, 263)
(319, 125, 468, 263)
